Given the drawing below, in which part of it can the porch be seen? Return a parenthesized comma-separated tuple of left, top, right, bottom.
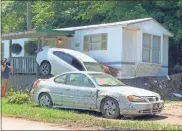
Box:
(2, 29, 75, 90)
(2, 29, 75, 75)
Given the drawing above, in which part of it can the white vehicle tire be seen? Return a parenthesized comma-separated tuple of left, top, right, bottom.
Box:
(40, 61, 51, 77)
(101, 97, 120, 119)
(39, 93, 53, 108)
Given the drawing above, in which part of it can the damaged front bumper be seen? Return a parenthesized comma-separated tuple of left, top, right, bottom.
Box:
(121, 100, 164, 116)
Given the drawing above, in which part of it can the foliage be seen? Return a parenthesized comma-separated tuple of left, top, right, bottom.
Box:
(2, 98, 182, 130)
(10, 43, 22, 55)
(2, 1, 26, 33)
(24, 41, 37, 55)
(2, 1, 182, 73)
(7, 88, 31, 104)
(2, 1, 182, 41)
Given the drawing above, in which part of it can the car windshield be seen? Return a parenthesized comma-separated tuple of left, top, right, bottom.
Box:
(89, 73, 125, 87)
(84, 62, 104, 72)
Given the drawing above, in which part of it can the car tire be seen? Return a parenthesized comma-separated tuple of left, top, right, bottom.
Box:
(40, 62, 51, 77)
(100, 97, 120, 119)
(39, 93, 53, 108)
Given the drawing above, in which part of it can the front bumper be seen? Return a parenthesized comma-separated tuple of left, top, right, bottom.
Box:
(121, 100, 164, 116)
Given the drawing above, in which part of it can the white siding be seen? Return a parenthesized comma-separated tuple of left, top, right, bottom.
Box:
(130, 20, 166, 36)
(72, 25, 123, 69)
(129, 20, 165, 64)
(72, 31, 82, 52)
(122, 28, 138, 62)
(121, 28, 140, 77)
(2, 38, 29, 58)
(61, 37, 73, 49)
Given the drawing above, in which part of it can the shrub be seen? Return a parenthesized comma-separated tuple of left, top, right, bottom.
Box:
(7, 88, 31, 104)
(10, 43, 22, 55)
(24, 41, 38, 55)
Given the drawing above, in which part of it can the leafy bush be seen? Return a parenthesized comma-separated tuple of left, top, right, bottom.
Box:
(10, 43, 22, 55)
(24, 41, 38, 55)
(7, 88, 31, 104)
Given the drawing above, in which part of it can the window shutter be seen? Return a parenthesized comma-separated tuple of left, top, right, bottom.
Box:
(83, 35, 90, 51)
(101, 33, 107, 50)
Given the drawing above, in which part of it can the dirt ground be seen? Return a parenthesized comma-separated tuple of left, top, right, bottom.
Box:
(129, 101, 182, 126)
(158, 101, 182, 125)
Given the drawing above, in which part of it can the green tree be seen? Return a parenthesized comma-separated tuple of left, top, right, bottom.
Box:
(2, 0, 182, 73)
(2, 1, 26, 33)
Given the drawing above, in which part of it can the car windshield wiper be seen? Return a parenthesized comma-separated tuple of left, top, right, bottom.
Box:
(111, 84, 125, 86)
(99, 84, 113, 86)
(99, 84, 125, 86)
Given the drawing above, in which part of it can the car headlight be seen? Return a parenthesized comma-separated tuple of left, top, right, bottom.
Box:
(127, 95, 146, 102)
(157, 95, 161, 101)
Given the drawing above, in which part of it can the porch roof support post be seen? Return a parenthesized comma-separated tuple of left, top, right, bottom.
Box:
(9, 40, 12, 58)
(36, 37, 41, 77)
(41, 36, 45, 46)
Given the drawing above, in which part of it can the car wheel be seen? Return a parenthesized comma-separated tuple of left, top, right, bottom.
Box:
(101, 97, 120, 119)
(39, 93, 53, 108)
(40, 62, 51, 77)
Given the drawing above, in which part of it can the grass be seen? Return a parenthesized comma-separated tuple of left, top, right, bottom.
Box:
(1, 98, 182, 130)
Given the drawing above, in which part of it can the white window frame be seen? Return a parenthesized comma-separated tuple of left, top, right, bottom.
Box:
(83, 33, 108, 51)
(89, 34, 102, 50)
(142, 33, 161, 64)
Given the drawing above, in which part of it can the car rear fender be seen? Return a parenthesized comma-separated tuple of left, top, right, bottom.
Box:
(36, 86, 54, 100)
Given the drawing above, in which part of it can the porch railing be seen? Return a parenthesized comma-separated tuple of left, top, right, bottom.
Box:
(10, 56, 37, 74)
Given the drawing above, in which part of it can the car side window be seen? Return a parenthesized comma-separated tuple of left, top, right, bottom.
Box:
(82, 75, 95, 87)
(53, 51, 73, 64)
(54, 74, 67, 84)
(72, 58, 85, 71)
(53, 51, 85, 71)
(67, 73, 95, 87)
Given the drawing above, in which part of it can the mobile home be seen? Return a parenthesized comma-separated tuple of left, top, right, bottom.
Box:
(2, 18, 173, 78)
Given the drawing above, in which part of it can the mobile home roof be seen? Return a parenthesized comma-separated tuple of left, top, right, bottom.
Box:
(55, 17, 173, 37)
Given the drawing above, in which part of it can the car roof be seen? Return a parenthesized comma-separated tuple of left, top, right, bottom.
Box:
(48, 48, 97, 63)
(65, 71, 105, 74)
(52, 71, 106, 77)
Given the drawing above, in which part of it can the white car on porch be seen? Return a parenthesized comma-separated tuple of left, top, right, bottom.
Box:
(30, 71, 164, 119)
(36, 46, 104, 77)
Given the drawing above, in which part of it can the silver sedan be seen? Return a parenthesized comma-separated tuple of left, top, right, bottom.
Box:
(30, 71, 164, 119)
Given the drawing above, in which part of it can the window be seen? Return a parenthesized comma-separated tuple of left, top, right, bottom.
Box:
(53, 51, 85, 71)
(89, 73, 125, 87)
(142, 33, 161, 63)
(54, 74, 67, 84)
(83, 33, 107, 51)
(67, 73, 95, 87)
(72, 58, 85, 71)
(53, 51, 72, 64)
(142, 34, 151, 62)
(152, 35, 161, 63)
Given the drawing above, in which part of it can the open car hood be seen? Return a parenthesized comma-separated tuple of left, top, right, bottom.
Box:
(134, 63, 162, 77)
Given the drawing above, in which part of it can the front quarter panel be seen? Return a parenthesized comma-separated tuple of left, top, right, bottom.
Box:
(96, 90, 127, 112)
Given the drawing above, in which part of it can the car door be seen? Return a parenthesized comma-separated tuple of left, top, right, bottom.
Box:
(66, 73, 97, 110)
(51, 74, 67, 106)
(62, 73, 81, 108)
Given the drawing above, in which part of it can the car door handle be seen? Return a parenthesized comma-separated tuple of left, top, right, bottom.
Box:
(65, 88, 70, 91)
